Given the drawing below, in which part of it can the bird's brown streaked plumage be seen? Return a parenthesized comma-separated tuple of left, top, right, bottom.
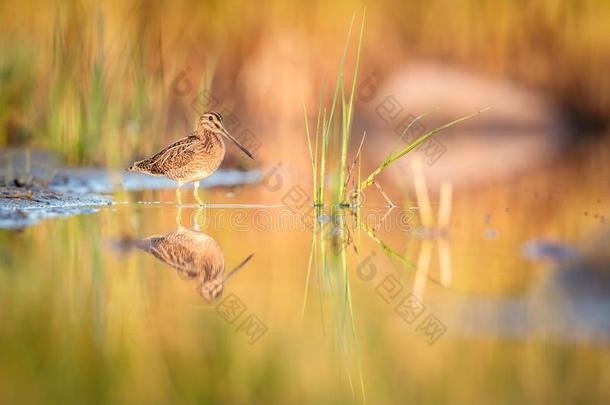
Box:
(134, 227, 254, 302)
(127, 111, 254, 204)
(136, 228, 226, 301)
(132, 134, 225, 181)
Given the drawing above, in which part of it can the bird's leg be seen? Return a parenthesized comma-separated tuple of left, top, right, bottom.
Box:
(176, 206, 184, 229)
(176, 183, 183, 206)
(193, 206, 209, 231)
(193, 181, 204, 205)
(193, 207, 203, 231)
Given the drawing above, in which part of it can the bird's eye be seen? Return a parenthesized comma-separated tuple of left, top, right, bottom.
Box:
(208, 116, 213, 121)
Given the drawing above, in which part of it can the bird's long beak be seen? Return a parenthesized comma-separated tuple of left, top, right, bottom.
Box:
(222, 253, 254, 283)
(221, 127, 254, 160)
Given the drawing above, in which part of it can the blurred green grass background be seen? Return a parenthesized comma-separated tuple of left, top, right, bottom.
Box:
(0, 0, 608, 167)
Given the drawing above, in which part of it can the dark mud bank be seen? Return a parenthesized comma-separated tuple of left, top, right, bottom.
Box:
(0, 182, 112, 229)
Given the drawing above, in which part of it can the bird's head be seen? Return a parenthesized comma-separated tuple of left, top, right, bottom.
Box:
(197, 279, 224, 302)
(197, 112, 254, 159)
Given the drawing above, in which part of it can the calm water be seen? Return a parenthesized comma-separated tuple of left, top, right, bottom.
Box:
(1, 145, 610, 404)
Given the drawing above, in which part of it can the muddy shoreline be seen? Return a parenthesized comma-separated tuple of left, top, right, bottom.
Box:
(0, 149, 261, 229)
(0, 181, 112, 230)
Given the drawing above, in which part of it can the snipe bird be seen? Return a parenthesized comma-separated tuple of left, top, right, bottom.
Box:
(135, 227, 253, 301)
(128, 112, 254, 204)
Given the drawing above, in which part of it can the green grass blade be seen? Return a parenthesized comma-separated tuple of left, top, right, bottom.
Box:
(360, 222, 416, 269)
(301, 230, 316, 322)
(387, 110, 434, 157)
(360, 108, 490, 190)
(339, 11, 366, 203)
(324, 13, 355, 142)
(314, 82, 324, 204)
(322, 14, 355, 203)
(320, 108, 329, 205)
(302, 99, 316, 204)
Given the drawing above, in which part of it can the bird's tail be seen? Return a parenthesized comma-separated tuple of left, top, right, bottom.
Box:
(107, 235, 154, 254)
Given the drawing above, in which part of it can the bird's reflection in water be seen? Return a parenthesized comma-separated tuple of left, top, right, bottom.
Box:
(123, 208, 253, 302)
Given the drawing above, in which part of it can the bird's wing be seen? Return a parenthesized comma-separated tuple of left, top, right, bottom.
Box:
(135, 235, 195, 274)
(150, 242, 198, 276)
(146, 233, 224, 280)
(144, 135, 204, 174)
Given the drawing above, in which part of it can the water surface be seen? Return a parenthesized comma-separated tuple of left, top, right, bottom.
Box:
(1, 145, 610, 404)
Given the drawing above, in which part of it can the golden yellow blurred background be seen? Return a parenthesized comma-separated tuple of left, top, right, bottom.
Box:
(1, 0, 608, 169)
(2, 1, 610, 404)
